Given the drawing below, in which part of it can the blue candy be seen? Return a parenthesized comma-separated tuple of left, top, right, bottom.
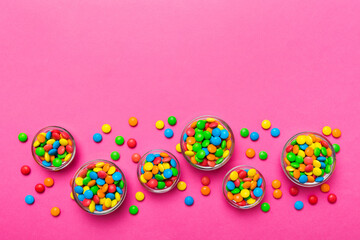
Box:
(74, 186, 83, 194)
(253, 188, 263, 198)
(257, 178, 263, 187)
(106, 193, 115, 200)
(141, 166, 144, 174)
(202, 148, 209, 156)
(220, 129, 229, 139)
(116, 187, 123, 194)
(48, 149, 57, 155)
(78, 194, 85, 201)
(315, 177, 324, 182)
(226, 181, 235, 191)
(52, 140, 60, 149)
(299, 175, 308, 183)
(184, 196, 194, 206)
(170, 159, 177, 167)
(210, 136, 221, 146)
(25, 195, 35, 205)
(271, 128, 280, 137)
(317, 156, 326, 162)
(320, 162, 326, 168)
(212, 128, 221, 137)
(89, 171, 98, 180)
(154, 153, 160, 157)
(183, 133, 188, 142)
(299, 144, 308, 151)
(163, 169, 173, 178)
(294, 201, 304, 210)
(146, 154, 155, 162)
(96, 178, 105, 186)
(42, 160, 51, 167)
(250, 132, 259, 141)
(164, 128, 174, 138)
(112, 172, 122, 181)
(84, 190, 93, 199)
(46, 131, 52, 140)
(93, 133, 102, 143)
(95, 205, 103, 212)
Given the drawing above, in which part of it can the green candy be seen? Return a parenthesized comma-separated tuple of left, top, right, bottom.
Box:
(195, 155, 203, 163)
(325, 165, 331, 173)
(129, 205, 139, 215)
(111, 151, 120, 161)
(115, 136, 125, 145)
(295, 155, 304, 164)
(240, 181, 244, 190)
(52, 158, 62, 167)
(202, 140, 210, 148)
(321, 147, 327, 156)
(261, 202, 270, 212)
(83, 177, 91, 186)
(300, 172, 305, 176)
(327, 157, 334, 165)
(192, 143, 202, 152)
(231, 188, 240, 194)
(291, 139, 297, 145)
(195, 132, 205, 142)
(215, 149, 223, 157)
(58, 152, 67, 159)
(90, 186, 99, 195)
(18, 133, 28, 142)
(240, 128, 249, 138)
(155, 174, 164, 181)
(320, 169, 325, 177)
(259, 151, 268, 160)
(157, 181, 165, 189)
(196, 150, 206, 159)
(287, 152, 296, 162)
(216, 158, 224, 164)
(221, 140, 227, 149)
(196, 120, 206, 130)
(314, 147, 320, 157)
(119, 180, 124, 188)
(203, 131, 212, 140)
(289, 171, 294, 177)
(35, 147, 45, 157)
(86, 171, 92, 177)
(333, 144, 340, 153)
(171, 167, 178, 177)
(40, 142, 46, 147)
(168, 116, 177, 126)
(290, 162, 300, 168)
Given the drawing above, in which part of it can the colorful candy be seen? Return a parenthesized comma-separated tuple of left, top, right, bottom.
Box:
(129, 117, 138, 127)
(51, 207, 60, 217)
(93, 133, 102, 143)
(201, 176, 210, 186)
(44, 177, 54, 187)
(168, 116, 177, 126)
(240, 128, 249, 138)
(321, 183, 330, 193)
(21, 165, 31, 175)
(139, 151, 179, 192)
(182, 117, 233, 168)
(176, 143, 181, 153)
(322, 126, 331, 136)
(259, 151, 268, 160)
(271, 128, 280, 137)
(132, 153, 141, 163)
(308, 195, 318, 205)
(72, 161, 126, 213)
(261, 120, 271, 129)
(164, 128, 174, 138)
(201, 186, 211, 196)
(328, 193, 337, 203)
(283, 133, 334, 184)
(156, 120, 165, 130)
(127, 138, 137, 148)
(294, 201, 304, 210)
(246, 148, 255, 158)
(33, 128, 75, 168)
(272, 180, 281, 189)
(185, 196, 194, 206)
(332, 128, 341, 138)
(111, 151, 120, 161)
(18, 132, 28, 142)
(261, 202, 270, 212)
(35, 183, 45, 193)
(129, 205, 139, 215)
(273, 189, 282, 199)
(177, 181, 187, 191)
(102, 124, 111, 133)
(333, 144, 340, 153)
(250, 132, 259, 141)
(289, 186, 299, 196)
(25, 195, 35, 205)
(115, 136, 125, 145)
(135, 192, 145, 201)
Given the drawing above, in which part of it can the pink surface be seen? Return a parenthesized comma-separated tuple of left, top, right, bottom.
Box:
(1, 0, 360, 239)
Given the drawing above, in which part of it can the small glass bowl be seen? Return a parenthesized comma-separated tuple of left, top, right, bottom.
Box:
(31, 126, 76, 171)
(281, 132, 336, 187)
(222, 165, 266, 209)
(72, 160, 127, 215)
(137, 149, 180, 193)
(180, 115, 235, 171)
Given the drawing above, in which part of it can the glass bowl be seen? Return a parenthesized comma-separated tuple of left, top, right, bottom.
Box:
(71, 160, 127, 215)
(180, 115, 235, 171)
(281, 132, 336, 187)
(137, 149, 180, 193)
(31, 126, 76, 171)
(223, 165, 266, 209)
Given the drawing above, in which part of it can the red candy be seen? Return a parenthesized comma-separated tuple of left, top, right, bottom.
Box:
(153, 157, 161, 165)
(21, 165, 31, 175)
(209, 122, 218, 128)
(165, 180, 173, 187)
(97, 171, 107, 179)
(201, 176, 210, 186)
(305, 165, 313, 172)
(186, 128, 195, 137)
(61, 131, 70, 139)
(289, 186, 299, 196)
(127, 138, 137, 148)
(58, 146, 65, 155)
(147, 179, 158, 188)
(108, 184, 116, 193)
(35, 183, 45, 193)
(83, 199, 91, 207)
(328, 193, 337, 203)
(52, 132, 60, 140)
(238, 170, 247, 179)
(131, 153, 141, 163)
(308, 195, 318, 205)
(44, 144, 53, 152)
(286, 145, 293, 153)
(66, 145, 73, 153)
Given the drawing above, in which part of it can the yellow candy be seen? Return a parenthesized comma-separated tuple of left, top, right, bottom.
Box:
(111, 199, 118, 207)
(115, 192, 121, 201)
(155, 120, 165, 129)
(296, 135, 306, 145)
(158, 164, 164, 172)
(89, 201, 95, 212)
(108, 166, 116, 175)
(83, 186, 90, 192)
(305, 171, 313, 176)
(223, 150, 229, 158)
(229, 171, 238, 181)
(206, 118, 216, 122)
(261, 120, 271, 130)
(298, 150, 305, 158)
(313, 167, 322, 176)
(99, 198, 105, 205)
(218, 125, 224, 130)
(104, 198, 111, 208)
(33, 140, 40, 148)
(186, 144, 193, 151)
(305, 136, 313, 145)
(322, 126, 332, 136)
(240, 189, 250, 198)
(140, 175, 147, 183)
(313, 160, 321, 168)
(70, 192, 74, 200)
(59, 139, 68, 146)
(93, 167, 102, 172)
(96, 162, 105, 168)
(185, 151, 194, 156)
(40, 132, 46, 136)
(102, 124, 111, 133)
(46, 139, 55, 145)
(144, 162, 154, 171)
(45, 152, 50, 162)
(163, 163, 170, 169)
(176, 143, 182, 153)
(247, 198, 256, 205)
(75, 177, 83, 186)
(135, 191, 145, 201)
(309, 144, 315, 149)
(314, 142, 322, 149)
(177, 181, 187, 191)
(247, 169, 256, 177)
(64, 153, 72, 161)
(286, 166, 295, 171)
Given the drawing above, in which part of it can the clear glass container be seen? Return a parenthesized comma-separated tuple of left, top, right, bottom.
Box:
(71, 160, 127, 215)
(222, 165, 266, 209)
(31, 126, 76, 171)
(180, 115, 235, 171)
(281, 132, 336, 187)
(137, 149, 180, 193)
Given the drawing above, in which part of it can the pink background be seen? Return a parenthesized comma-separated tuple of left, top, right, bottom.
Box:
(1, 0, 360, 239)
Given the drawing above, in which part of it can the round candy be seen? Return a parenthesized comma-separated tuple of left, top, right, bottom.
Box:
(184, 196, 194, 206)
(272, 180, 281, 189)
(168, 116, 177, 126)
(294, 201, 304, 210)
(51, 207, 61, 217)
(127, 138, 137, 148)
(259, 151, 268, 160)
(129, 205, 139, 215)
(21, 165, 31, 175)
(156, 120, 165, 129)
(35, 183, 45, 193)
(250, 132, 259, 141)
(289, 186, 299, 196)
(52, 158, 62, 167)
(245, 148, 255, 158)
(201, 186, 210, 196)
(333, 144, 340, 153)
(25, 195, 35, 205)
(261, 202, 270, 212)
(129, 117, 138, 127)
(240, 128, 249, 138)
(176, 143, 181, 153)
(273, 189, 282, 199)
(18, 133, 28, 142)
(309, 195, 318, 205)
(93, 133, 102, 143)
(332, 128, 341, 138)
(115, 136, 125, 145)
(322, 126, 332, 136)
(132, 153, 141, 163)
(271, 128, 280, 137)
(44, 177, 54, 187)
(111, 151, 120, 161)
(321, 183, 330, 193)
(328, 193, 337, 203)
(102, 124, 111, 133)
(177, 181, 187, 191)
(261, 120, 271, 129)
(201, 176, 210, 186)
(164, 128, 174, 138)
(135, 192, 145, 201)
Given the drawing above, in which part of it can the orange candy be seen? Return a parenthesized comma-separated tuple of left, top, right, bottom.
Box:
(292, 145, 299, 154)
(233, 194, 243, 203)
(305, 147, 314, 156)
(332, 129, 341, 138)
(321, 183, 330, 192)
(44, 177, 54, 187)
(128, 117, 138, 127)
(272, 179, 281, 189)
(105, 176, 114, 184)
(132, 153, 141, 163)
(144, 172, 153, 180)
(273, 189, 282, 199)
(51, 207, 61, 217)
(186, 137, 196, 145)
(227, 192, 234, 201)
(207, 145, 217, 153)
(245, 148, 255, 158)
(201, 186, 211, 196)
(293, 170, 300, 179)
(242, 182, 251, 189)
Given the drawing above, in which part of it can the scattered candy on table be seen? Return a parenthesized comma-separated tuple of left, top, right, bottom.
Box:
(176, 143, 181, 153)
(259, 151, 268, 160)
(102, 124, 111, 133)
(129, 205, 139, 215)
(321, 183, 330, 193)
(289, 186, 299, 196)
(164, 128, 174, 138)
(328, 193, 337, 203)
(21, 165, 31, 175)
(168, 116, 177, 126)
(225, 168, 264, 207)
(271, 128, 280, 137)
(115, 136, 125, 145)
(182, 117, 233, 168)
(201, 186, 211, 196)
(44, 177, 54, 187)
(332, 128, 341, 138)
(111, 151, 120, 161)
(246, 148, 255, 158)
(261, 120, 271, 129)
(201, 176, 210, 186)
(177, 181, 187, 191)
(139, 152, 179, 191)
(132, 153, 141, 163)
(73, 161, 125, 213)
(51, 207, 61, 217)
(25, 195, 35, 205)
(322, 126, 331, 136)
(284, 133, 334, 184)
(333, 144, 340, 153)
(250, 132, 259, 141)
(18, 132, 28, 142)
(185, 196, 194, 206)
(135, 192, 145, 201)
(33, 128, 74, 168)
(272, 180, 281, 189)
(35, 183, 45, 193)
(294, 201, 304, 210)
(129, 117, 138, 127)
(127, 138, 137, 148)
(93, 133, 102, 143)
(155, 120, 165, 130)
(261, 202, 270, 212)
(273, 189, 282, 199)
(308, 195, 318, 205)
(240, 128, 249, 138)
